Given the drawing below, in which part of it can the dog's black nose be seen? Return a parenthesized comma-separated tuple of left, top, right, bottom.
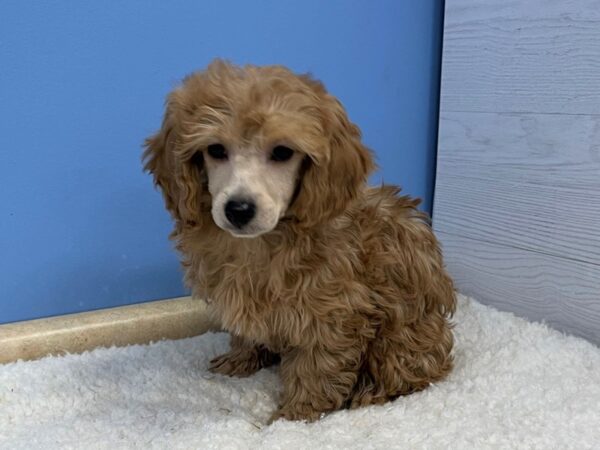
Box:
(225, 199, 256, 228)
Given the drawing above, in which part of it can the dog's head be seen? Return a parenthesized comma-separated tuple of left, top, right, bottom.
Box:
(144, 60, 374, 237)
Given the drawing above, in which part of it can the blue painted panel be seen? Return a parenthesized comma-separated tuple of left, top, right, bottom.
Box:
(0, 1, 443, 323)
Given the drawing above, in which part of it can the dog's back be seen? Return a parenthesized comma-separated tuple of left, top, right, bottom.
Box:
(347, 185, 456, 406)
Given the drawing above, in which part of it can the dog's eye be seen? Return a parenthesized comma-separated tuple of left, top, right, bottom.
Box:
(190, 152, 204, 167)
(270, 145, 294, 162)
(207, 144, 228, 160)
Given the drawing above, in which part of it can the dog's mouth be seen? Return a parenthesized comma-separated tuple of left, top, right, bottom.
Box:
(225, 228, 266, 239)
(215, 220, 276, 239)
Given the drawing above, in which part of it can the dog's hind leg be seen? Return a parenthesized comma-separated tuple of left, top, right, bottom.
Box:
(350, 313, 454, 408)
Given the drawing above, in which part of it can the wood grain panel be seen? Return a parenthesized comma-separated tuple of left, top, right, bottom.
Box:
(435, 0, 600, 343)
(434, 111, 600, 264)
(438, 111, 600, 190)
(439, 232, 600, 344)
(441, 0, 600, 115)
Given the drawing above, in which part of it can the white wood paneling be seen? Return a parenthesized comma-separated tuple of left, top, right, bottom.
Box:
(442, 0, 600, 115)
(439, 232, 600, 343)
(435, 0, 600, 344)
(435, 111, 600, 264)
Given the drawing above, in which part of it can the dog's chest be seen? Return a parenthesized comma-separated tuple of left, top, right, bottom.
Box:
(190, 227, 367, 349)
(200, 252, 310, 349)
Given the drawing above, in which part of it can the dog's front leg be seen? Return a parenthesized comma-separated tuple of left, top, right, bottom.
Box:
(270, 344, 361, 422)
(209, 335, 280, 377)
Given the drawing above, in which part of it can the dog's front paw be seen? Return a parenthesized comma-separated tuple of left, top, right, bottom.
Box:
(209, 349, 262, 378)
(268, 404, 325, 424)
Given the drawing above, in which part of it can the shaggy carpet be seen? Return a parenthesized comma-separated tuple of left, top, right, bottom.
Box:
(1, 295, 599, 449)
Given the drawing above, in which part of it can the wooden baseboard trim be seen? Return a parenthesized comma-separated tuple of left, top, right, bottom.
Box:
(0, 297, 218, 364)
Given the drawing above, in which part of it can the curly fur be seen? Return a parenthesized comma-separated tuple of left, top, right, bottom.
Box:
(143, 60, 456, 422)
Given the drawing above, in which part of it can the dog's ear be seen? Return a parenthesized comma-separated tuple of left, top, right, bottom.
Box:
(143, 93, 207, 229)
(291, 77, 375, 227)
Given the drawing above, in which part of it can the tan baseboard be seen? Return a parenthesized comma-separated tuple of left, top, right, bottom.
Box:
(0, 297, 218, 364)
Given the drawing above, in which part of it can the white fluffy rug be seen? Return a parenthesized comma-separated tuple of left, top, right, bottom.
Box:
(1, 295, 599, 450)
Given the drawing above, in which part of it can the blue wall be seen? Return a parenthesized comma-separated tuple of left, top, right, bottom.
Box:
(0, 1, 444, 323)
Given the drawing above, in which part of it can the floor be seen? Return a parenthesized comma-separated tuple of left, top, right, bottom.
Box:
(1, 295, 599, 449)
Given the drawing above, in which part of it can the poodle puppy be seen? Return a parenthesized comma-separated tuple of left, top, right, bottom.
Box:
(143, 60, 456, 422)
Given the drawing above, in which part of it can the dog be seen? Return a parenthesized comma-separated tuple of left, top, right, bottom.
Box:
(143, 60, 456, 422)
